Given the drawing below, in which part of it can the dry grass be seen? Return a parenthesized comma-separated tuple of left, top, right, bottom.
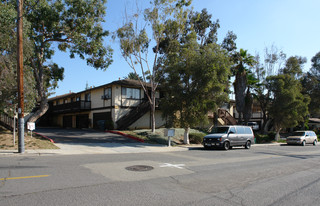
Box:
(0, 126, 59, 150)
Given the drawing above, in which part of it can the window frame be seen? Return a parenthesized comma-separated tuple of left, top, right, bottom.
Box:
(103, 87, 112, 99)
(85, 93, 91, 102)
(122, 87, 141, 100)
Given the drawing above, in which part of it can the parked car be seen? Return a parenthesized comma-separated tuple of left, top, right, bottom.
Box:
(248, 122, 259, 130)
(202, 125, 255, 150)
(286, 131, 318, 146)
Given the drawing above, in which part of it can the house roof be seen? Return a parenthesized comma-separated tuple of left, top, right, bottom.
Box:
(48, 79, 152, 102)
(48, 92, 75, 101)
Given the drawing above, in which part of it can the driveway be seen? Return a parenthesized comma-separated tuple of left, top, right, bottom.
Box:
(35, 127, 139, 144)
(31, 127, 187, 155)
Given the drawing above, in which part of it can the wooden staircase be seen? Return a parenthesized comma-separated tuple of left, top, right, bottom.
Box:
(218, 109, 237, 125)
(0, 113, 15, 131)
(116, 101, 150, 130)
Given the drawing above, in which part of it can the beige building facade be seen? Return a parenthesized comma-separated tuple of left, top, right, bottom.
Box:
(43, 80, 165, 130)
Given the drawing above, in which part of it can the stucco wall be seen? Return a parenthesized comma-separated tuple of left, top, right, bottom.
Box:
(129, 110, 165, 129)
(90, 88, 104, 108)
(113, 85, 121, 107)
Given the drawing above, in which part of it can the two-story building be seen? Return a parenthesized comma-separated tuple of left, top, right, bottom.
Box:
(41, 79, 165, 130)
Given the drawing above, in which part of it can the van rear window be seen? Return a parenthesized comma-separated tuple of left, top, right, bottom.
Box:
(244, 127, 252, 134)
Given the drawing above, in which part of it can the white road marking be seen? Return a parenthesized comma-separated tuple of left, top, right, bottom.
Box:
(159, 163, 185, 169)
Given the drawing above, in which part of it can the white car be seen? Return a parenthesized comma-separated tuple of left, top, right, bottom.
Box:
(286, 131, 318, 146)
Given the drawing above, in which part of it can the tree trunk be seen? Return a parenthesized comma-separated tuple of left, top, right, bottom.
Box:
(243, 88, 253, 125)
(184, 127, 190, 144)
(213, 112, 218, 127)
(261, 111, 268, 134)
(238, 112, 242, 125)
(234, 71, 247, 125)
(26, 97, 49, 123)
(27, 60, 48, 124)
(151, 88, 156, 133)
(275, 130, 281, 141)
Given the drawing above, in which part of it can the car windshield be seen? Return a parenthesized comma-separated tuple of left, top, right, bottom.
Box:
(211, 127, 229, 134)
(292, 132, 305, 136)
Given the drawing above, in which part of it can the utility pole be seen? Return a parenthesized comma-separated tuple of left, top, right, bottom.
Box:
(17, 0, 25, 153)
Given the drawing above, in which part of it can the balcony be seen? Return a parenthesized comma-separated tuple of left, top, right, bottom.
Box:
(51, 101, 91, 113)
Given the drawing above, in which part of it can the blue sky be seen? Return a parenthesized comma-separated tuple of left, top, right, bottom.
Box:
(50, 0, 320, 97)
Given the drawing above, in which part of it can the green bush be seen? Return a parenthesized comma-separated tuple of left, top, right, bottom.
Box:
(105, 120, 114, 130)
(268, 131, 276, 141)
(255, 132, 275, 143)
(189, 133, 205, 144)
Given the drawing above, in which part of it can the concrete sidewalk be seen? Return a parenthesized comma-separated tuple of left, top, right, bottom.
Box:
(0, 143, 191, 156)
(0, 143, 282, 156)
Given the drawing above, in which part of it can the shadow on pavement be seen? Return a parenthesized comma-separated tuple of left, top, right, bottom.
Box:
(35, 127, 142, 145)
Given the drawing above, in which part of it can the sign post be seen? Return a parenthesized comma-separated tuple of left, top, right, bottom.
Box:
(165, 129, 175, 147)
(13, 105, 16, 146)
(27, 122, 35, 138)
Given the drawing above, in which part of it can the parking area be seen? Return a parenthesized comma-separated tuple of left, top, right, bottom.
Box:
(35, 127, 139, 144)
(26, 127, 187, 155)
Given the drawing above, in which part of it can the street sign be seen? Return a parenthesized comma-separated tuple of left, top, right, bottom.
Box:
(164, 129, 175, 137)
(165, 129, 175, 147)
(27, 122, 35, 131)
(27, 122, 35, 138)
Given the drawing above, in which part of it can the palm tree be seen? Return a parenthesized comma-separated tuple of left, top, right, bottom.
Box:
(124, 72, 143, 81)
(233, 49, 255, 124)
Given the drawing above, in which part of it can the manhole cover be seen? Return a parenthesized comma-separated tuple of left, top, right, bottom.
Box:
(125, 165, 154, 172)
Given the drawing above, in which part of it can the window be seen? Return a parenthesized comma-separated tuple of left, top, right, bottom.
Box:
(76, 96, 81, 101)
(293, 132, 305, 136)
(244, 127, 252, 134)
(85, 93, 91, 101)
(229, 127, 236, 134)
(236, 127, 245, 134)
(64, 99, 68, 104)
(122, 87, 140, 99)
(103, 88, 112, 99)
(211, 127, 229, 134)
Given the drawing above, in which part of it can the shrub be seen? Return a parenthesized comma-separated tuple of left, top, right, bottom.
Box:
(267, 132, 276, 141)
(189, 133, 205, 144)
(105, 120, 114, 130)
(255, 132, 275, 143)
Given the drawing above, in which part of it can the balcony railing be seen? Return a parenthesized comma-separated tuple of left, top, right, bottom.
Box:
(51, 101, 91, 113)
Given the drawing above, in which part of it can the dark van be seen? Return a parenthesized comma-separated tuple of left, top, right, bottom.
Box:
(203, 126, 254, 150)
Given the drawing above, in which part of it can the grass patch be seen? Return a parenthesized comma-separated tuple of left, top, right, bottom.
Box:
(122, 128, 205, 145)
(275, 139, 286, 143)
(0, 126, 59, 150)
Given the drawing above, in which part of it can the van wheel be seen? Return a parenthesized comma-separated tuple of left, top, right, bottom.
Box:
(223, 141, 230, 150)
(313, 140, 317, 146)
(245, 141, 251, 149)
(301, 140, 306, 146)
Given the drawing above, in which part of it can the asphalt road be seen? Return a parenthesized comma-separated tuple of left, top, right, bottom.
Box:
(1, 144, 320, 206)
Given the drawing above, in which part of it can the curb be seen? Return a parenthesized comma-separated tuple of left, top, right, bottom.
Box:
(105, 130, 145, 143)
(34, 132, 55, 143)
